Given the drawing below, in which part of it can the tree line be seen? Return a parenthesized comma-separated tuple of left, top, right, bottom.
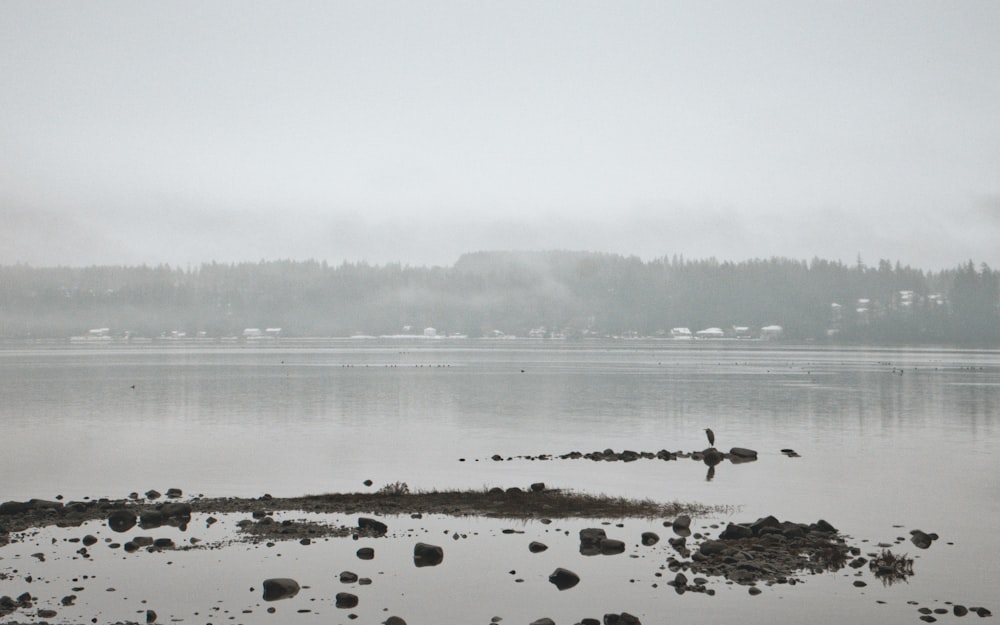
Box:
(0, 252, 997, 344)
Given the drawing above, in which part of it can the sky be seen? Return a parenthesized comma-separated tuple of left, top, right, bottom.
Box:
(2, 1, 998, 271)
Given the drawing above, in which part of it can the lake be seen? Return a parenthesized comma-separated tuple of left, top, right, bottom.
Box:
(1, 339, 998, 624)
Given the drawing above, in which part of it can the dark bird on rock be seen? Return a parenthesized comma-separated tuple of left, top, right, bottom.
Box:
(704, 428, 715, 447)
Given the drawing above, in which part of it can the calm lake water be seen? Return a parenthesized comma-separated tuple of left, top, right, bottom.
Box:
(1, 339, 998, 624)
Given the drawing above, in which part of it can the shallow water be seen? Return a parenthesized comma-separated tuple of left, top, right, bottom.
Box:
(1, 339, 998, 623)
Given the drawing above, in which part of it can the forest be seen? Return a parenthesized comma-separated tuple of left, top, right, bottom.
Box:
(0, 252, 998, 344)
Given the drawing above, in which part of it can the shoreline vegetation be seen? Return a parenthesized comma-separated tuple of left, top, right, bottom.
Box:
(0, 488, 724, 540)
(1, 252, 998, 344)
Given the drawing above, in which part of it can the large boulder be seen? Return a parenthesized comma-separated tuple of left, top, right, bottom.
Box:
(641, 532, 659, 546)
(261, 578, 300, 601)
(729, 447, 758, 460)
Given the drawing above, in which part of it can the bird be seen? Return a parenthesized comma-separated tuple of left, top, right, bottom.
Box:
(704, 428, 715, 447)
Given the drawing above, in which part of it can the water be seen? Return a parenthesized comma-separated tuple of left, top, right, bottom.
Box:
(1, 339, 998, 624)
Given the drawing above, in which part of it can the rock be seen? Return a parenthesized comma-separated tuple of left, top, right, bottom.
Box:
(748, 586, 762, 595)
(356, 547, 375, 560)
(580, 528, 607, 544)
(107, 510, 137, 533)
(702, 448, 724, 466)
(158, 502, 192, 519)
(363, 479, 373, 486)
(38, 609, 58, 618)
(812, 519, 837, 533)
(719, 523, 754, 540)
(604, 614, 641, 624)
(384, 618, 407, 625)
(600, 538, 626, 554)
(910, 529, 938, 549)
(530, 619, 556, 625)
(729, 447, 758, 459)
(165, 488, 182, 499)
(548, 567, 580, 590)
(953, 605, 968, 617)
(975, 607, 991, 617)
(139, 510, 165, 528)
(0, 500, 31, 515)
(672, 514, 691, 533)
(146, 608, 157, 623)
(413, 542, 444, 567)
(529, 541, 549, 553)
(145, 490, 161, 500)
(698, 540, 729, 556)
(152, 538, 175, 549)
(358, 517, 388, 535)
(262, 578, 300, 601)
(530, 482, 546, 492)
(641, 532, 659, 546)
(335, 592, 359, 608)
(82, 534, 98, 546)
(339, 571, 359, 583)
(750, 515, 780, 535)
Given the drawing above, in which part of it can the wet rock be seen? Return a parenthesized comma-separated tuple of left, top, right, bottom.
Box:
(262, 578, 300, 601)
(339, 571, 359, 583)
(548, 567, 580, 590)
(384, 617, 407, 625)
(604, 613, 641, 624)
(698, 540, 729, 556)
(729, 447, 758, 459)
(910, 529, 938, 549)
(139, 510, 165, 529)
(529, 541, 549, 553)
(60, 595, 76, 606)
(165, 488, 182, 499)
(37, 608, 58, 618)
(954, 605, 968, 617)
(107, 510, 137, 533)
(641, 532, 659, 546)
(158, 502, 192, 519)
(530, 482, 546, 492)
(356, 547, 375, 560)
(152, 538, 175, 549)
(335, 592, 359, 608)
(812, 519, 837, 533)
(580, 528, 607, 544)
(975, 607, 992, 617)
(600, 538, 626, 554)
(413, 542, 444, 567)
(145, 490, 161, 500)
(358, 517, 388, 535)
(719, 523, 754, 540)
(672, 514, 691, 534)
(702, 448, 724, 466)
(146, 608, 157, 623)
(530, 619, 555, 625)
(82, 534, 98, 546)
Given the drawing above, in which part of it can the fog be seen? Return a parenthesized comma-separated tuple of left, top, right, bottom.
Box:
(2, 1, 998, 270)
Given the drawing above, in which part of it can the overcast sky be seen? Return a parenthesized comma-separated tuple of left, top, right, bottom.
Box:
(2, 1, 998, 271)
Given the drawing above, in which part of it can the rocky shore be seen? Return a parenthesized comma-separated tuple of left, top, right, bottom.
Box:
(0, 487, 993, 625)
